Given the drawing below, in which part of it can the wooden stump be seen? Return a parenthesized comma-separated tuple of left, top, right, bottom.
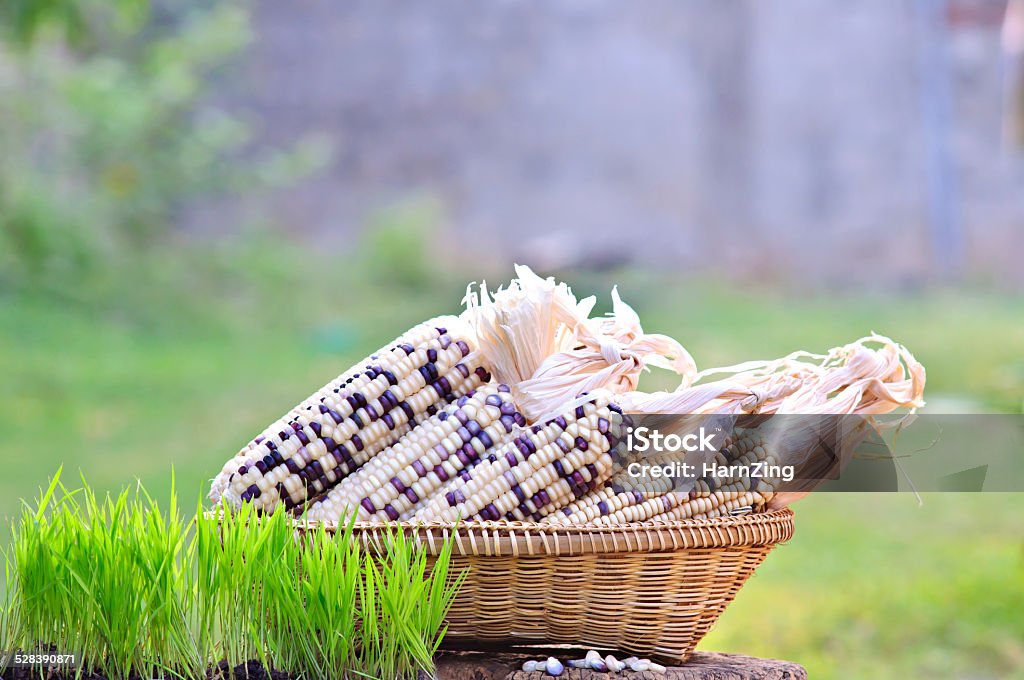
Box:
(432, 650, 807, 680)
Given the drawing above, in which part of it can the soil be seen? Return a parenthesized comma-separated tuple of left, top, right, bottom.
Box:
(1, 659, 294, 680)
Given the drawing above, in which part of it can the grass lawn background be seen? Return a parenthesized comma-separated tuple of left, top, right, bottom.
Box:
(1, 245, 1021, 679)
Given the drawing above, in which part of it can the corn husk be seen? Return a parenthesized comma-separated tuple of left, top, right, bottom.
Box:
(618, 333, 925, 416)
(465, 266, 924, 420)
(463, 264, 696, 422)
(465, 269, 926, 510)
(617, 334, 925, 507)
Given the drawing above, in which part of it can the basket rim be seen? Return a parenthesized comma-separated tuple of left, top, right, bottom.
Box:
(304, 508, 795, 557)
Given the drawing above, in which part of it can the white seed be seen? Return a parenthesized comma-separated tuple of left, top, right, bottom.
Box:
(545, 657, 564, 676)
(522, 660, 539, 672)
(629, 659, 652, 672)
(583, 650, 609, 671)
(605, 654, 625, 672)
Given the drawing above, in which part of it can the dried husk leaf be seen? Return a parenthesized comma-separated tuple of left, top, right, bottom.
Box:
(618, 334, 925, 508)
(462, 265, 696, 421)
(619, 334, 925, 417)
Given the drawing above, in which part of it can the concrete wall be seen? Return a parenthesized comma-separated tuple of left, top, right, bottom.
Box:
(233, 0, 1024, 285)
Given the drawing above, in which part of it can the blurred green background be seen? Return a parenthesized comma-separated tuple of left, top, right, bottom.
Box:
(1, 2, 1023, 679)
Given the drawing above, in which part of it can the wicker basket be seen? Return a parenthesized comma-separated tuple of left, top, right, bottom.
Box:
(345, 508, 794, 664)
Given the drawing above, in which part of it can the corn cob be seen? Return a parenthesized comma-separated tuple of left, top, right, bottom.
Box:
(577, 428, 774, 522)
(541, 430, 734, 525)
(413, 393, 626, 522)
(546, 429, 778, 524)
(504, 450, 614, 521)
(211, 317, 492, 512)
(305, 384, 524, 522)
(541, 481, 665, 525)
(646, 487, 773, 522)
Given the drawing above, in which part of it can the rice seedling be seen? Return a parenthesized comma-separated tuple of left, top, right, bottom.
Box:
(195, 500, 270, 673)
(1, 544, 18, 676)
(72, 484, 151, 678)
(4, 469, 466, 679)
(266, 518, 362, 679)
(8, 471, 201, 679)
(361, 526, 465, 678)
(9, 471, 79, 670)
(126, 480, 201, 678)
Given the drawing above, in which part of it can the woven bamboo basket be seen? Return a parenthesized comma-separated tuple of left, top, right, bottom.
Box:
(341, 508, 794, 664)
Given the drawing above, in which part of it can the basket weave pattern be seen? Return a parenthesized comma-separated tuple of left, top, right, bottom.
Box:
(345, 509, 794, 664)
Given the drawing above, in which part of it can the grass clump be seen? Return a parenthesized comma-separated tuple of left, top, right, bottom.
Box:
(0, 546, 17, 677)
(3, 470, 464, 680)
(9, 472, 199, 678)
(358, 527, 464, 679)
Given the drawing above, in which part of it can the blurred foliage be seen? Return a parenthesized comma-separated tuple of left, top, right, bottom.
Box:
(361, 198, 449, 290)
(0, 0, 328, 291)
(0, 0, 149, 49)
